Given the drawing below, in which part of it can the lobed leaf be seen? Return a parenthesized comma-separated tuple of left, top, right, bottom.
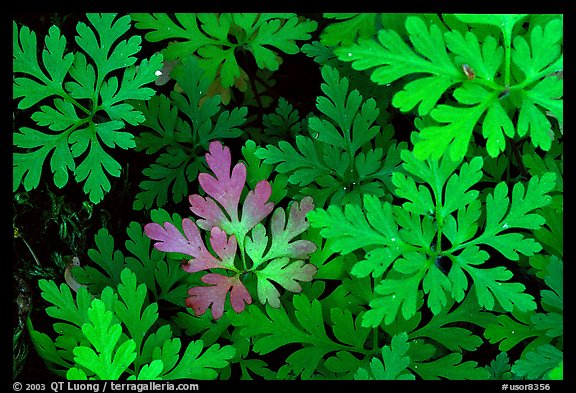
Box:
(159, 339, 236, 379)
(231, 294, 366, 379)
(355, 332, 414, 380)
(511, 344, 563, 379)
(190, 141, 274, 244)
(13, 14, 163, 203)
(332, 14, 562, 160)
(309, 150, 554, 326)
(132, 13, 316, 88)
(73, 299, 137, 380)
(145, 219, 237, 273)
(257, 65, 402, 207)
(186, 273, 252, 320)
(133, 57, 247, 210)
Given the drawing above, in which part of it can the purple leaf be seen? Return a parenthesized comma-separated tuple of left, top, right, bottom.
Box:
(188, 194, 228, 231)
(145, 142, 319, 320)
(186, 273, 252, 319)
(144, 219, 236, 273)
(195, 141, 246, 224)
(145, 218, 215, 257)
(240, 180, 274, 232)
(256, 257, 318, 308)
(189, 141, 274, 240)
(266, 196, 317, 260)
(209, 227, 237, 264)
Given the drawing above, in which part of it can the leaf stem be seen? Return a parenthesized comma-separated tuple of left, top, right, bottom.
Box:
(510, 57, 563, 91)
(15, 232, 42, 266)
(502, 25, 512, 87)
(430, 164, 444, 257)
(471, 77, 503, 92)
(61, 91, 92, 116)
(509, 138, 529, 180)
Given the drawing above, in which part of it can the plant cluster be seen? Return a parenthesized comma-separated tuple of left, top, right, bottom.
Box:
(13, 13, 563, 381)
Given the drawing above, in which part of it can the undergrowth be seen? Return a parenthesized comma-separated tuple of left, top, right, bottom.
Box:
(13, 13, 563, 382)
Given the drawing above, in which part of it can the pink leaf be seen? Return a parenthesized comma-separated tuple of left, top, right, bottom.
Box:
(240, 180, 274, 233)
(189, 142, 274, 238)
(188, 194, 228, 231)
(209, 227, 237, 267)
(266, 196, 317, 260)
(144, 219, 211, 256)
(186, 273, 252, 319)
(197, 141, 246, 222)
(144, 219, 236, 273)
(256, 257, 318, 307)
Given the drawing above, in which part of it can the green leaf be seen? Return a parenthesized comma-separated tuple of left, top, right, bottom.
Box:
(13, 14, 163, 203)
(159, 339, 236, 379)
(256, 136, 332, 187)
(74, 222, 189, 307)
(308, 194, 396, 262)
(256, 65, 403, 207)
(474, 172, 556, 260)
(511, 18, 562, 81)
(336, 16, 460, 87)
(320, 13, 378, 47)
(241, 139, 288, 204)
(517, 77, 562, 151)
(133, 56, 247, 210)
(412, 352, 490, 380)
(261, 97, 303, 142)
(333, 14, 562, 160)
(125, 222, 190, 306)
(114, 270, 158, 365)
(484, 313, 541, 352)
(73, 299, 137, 379)
(254, 258, 316, 308)
(231, 294, 368, 379)
(355, 332, 415, 380)
(540, 256, 563, 312)
(512, 344, 563, 379)
(531, 256, 563, 338)
(445, 30, 503, 82)
(412, 84, 497, 161)
(31, 265, 236, 380)
(74, 228, 125, 294)
(132, 360, 164, 380)
(453, 247, 536, 313)
(485, 352, 513, 380)
(26, 318, 74, 376)
(411, 292, 485, 352)
(547, 360, 563, 380)
(13, 23, 74, 109)
(310, 150, 554, 326)
(132, 13, 316, 88)
(38, 280, 92, 334)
